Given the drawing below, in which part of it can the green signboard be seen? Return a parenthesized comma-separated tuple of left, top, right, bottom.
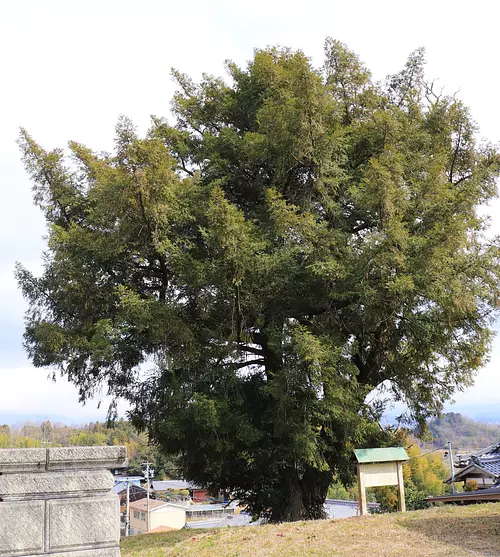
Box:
(354, 447, 409, 464)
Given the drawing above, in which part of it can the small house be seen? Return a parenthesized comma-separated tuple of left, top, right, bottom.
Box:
(128, 498, 186, 535)
(448, 443, 500, 489)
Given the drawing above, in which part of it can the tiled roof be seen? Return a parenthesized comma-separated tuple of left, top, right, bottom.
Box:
(129, 498, 187, 513)
(472, 456, 500, 477)
(427, 485, 500, 503)
(451, 455, 500, 483)
(129, 498, 169, 512)
(114, 483, 147, 494)
(113, 475, 144, 482)
(471, 443, 500, 458)
(146, 525, 178, 534)
(113, 482, 128, 493)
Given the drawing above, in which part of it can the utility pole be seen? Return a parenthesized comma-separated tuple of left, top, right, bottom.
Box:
(120, 475, 141, 537)
(125, 482, 130, 537)
(141, 462, 154, 533)
(447, 441, 456, 494)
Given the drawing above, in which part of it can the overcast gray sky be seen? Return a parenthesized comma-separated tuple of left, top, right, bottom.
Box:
(1, 0, 500, 422)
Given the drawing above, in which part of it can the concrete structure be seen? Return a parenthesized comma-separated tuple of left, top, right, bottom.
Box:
(354, 447, 409, 515)
(128, 499, 186, 535)
(0, 446, 127, 557)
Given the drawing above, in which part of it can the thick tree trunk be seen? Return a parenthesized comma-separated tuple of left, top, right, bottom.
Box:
(300, 467, 331, 520)
(271, 468, 332, 522)
(273, 475, 307, 522)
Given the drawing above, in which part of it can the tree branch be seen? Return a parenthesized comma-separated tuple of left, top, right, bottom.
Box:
(231, 359, 265, 370)
(453, 173, 473, 187)
(449, 124, 462, 183)
(237, 344, 264, 357)
(179, 157, 194, 176)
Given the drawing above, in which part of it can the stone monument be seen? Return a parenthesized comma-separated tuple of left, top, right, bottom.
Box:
(0, 446, 127, 557)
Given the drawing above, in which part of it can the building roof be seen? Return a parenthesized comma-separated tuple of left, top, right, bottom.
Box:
(427, 486, 500, 504)
(476, 457, 500, 477)
(113, 483, 147, 495)
(457, 443, 500, 467)
(447, 442, 500, 483)
(162, 502, 190, 510)
(354, 447, 409, 464)
(129, 499, 167, 512)
(113, 482, 127, 494)
(449, 462, 497, 484)
(113, 475, 144, 482)
(152, 480, 201, 491)
(129, 498, 187, 513)
(146, 525, 178, 534)
(470, 443, 500, 459)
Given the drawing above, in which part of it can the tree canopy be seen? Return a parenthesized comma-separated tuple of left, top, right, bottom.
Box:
(17, 39, 500, 521)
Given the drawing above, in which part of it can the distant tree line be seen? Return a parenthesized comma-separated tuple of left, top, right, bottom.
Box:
(0, 419, 180, 479)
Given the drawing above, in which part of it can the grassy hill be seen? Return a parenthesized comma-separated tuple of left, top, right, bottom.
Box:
(121, 503, 500, 557)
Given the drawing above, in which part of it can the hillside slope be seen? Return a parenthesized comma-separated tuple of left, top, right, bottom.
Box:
(428, 413, 500, 450)
(121, 503, 500, 557)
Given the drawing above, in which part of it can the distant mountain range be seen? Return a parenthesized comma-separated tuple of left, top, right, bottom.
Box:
(385, 403, 500, 426)
(0, 412, 109, 426)
(1, 404, 499, 430)
(445, 404, 500, 424)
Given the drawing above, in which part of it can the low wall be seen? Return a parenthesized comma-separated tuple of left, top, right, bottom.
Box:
(0, 446, 127, 557)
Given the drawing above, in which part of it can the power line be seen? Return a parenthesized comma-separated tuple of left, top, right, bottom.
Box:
(405, 442, 457, 493)
(406, 445, 447, 460)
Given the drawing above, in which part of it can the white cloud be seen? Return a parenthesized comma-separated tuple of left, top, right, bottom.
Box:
(0, 366, 129, 423)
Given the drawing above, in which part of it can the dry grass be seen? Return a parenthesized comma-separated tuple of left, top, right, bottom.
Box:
(121, 503, 500, 557)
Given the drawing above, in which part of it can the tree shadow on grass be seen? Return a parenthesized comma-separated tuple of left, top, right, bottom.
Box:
(398, 511, 500, 556)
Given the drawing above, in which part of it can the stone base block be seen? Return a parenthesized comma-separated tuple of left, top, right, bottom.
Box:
(48, 494, 120, 552)
(0, 449, 46, 473)
(24, 549, 120, 557)
(0, 469, 114, 500)
(0, 446, 125, 557)
(47, 447, 127, 470)
(0, 501, 44, 556)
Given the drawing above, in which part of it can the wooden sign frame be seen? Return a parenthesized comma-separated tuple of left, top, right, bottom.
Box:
(354, 447, 409, 516)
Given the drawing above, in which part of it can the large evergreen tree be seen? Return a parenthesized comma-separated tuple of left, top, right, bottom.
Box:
(17, 40, 500, 521)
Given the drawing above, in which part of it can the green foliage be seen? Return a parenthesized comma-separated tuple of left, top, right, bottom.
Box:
(373, 442, 451, 512)
(17, 39, 500, 521)
(68, 431, 107, 446)
(0, 419, 177, 479)
(327, 481, 353, 500)
(327, 478, 377, 503)
(464, 480, 479, 492)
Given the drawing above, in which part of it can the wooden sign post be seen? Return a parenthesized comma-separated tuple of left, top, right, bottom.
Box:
(354, 447, 409, 515)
